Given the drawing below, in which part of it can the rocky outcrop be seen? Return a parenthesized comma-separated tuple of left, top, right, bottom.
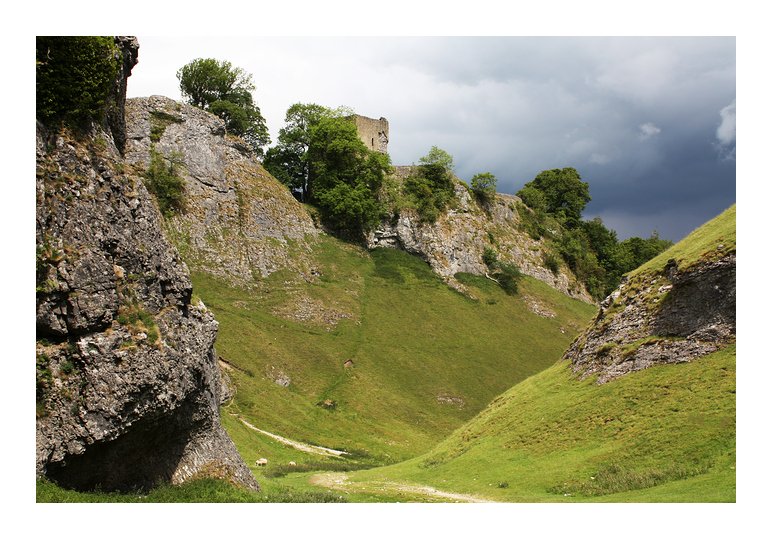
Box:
(564, 250, 735, 384)
(35, 38, 259, 492)
(124, 96, 319, 288)
(367, 177, 593, 302)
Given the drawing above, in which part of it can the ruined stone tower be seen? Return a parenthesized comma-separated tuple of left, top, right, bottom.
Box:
(352, 115, 389, 154)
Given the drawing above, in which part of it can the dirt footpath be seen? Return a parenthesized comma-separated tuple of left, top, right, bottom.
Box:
(309, 472, 496, 503)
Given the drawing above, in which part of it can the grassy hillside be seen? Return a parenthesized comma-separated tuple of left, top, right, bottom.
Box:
(342, 345, 734, 502)
(325, 206, 736, 502)
(192, 233, 596, 470)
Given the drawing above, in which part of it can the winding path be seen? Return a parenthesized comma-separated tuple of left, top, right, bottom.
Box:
(309, 472, 496, 503)
(231, 414, 495, 502)
(236, 416, 347, 458)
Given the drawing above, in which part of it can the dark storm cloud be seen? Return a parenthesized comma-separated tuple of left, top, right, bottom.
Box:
(368, 37, 735, 241)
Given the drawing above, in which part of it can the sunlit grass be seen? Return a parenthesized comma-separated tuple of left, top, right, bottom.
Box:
(351, 344, 735, 502)
(195, 234, 596, 465)
(634, 204, 735, 276)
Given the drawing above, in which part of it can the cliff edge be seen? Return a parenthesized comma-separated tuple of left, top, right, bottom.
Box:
(35, 37, 259, 492)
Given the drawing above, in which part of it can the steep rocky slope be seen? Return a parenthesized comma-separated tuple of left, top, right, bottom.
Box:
(124, 96, 319, 289)
(368, 174, 592, 302)
(564, 205, 736, 384)
(35, 37, 259, 492)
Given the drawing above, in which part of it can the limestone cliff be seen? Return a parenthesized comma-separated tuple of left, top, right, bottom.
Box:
(35, 37, 259, 492)
(124, 96, 319, 288)
(368, 171, 593, 303)
(563, 207, 736, 384)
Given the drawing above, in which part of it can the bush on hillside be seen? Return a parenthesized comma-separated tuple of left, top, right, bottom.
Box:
(483, 247, 522, 295)
(470, 172, 498, 205)
(141, 148, 187, 218)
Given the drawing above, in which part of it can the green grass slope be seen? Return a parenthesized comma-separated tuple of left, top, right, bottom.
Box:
(351, 345, 734, 502)
(192, 234, 596, 470)
(342, 206, 736, 502)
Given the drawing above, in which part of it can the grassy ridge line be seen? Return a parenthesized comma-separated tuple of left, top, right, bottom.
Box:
(634, 204, 735, 276)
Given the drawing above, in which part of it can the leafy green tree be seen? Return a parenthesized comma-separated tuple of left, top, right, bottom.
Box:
(419, 146, 455, 171)
(516, 185, 547, 215)
(307, 116, 392, 231)
(614, 232, 673, 275)
(517, 167, 591, 228)
(403, 147, 457, 222)
(558, 228, 605, 298)
(263, 103, 352, 201)
(470, 172, 498, 204)
(516, 165, 673, 299)
(177, 58, 270, 156)
(36, 36, 120, 127)
(482, 247, 522, 295)
(581, 217, 622, 295)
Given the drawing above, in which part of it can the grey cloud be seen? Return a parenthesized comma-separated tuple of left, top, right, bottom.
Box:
(639, 122, 661, 140)
(715, 99, 736, 161)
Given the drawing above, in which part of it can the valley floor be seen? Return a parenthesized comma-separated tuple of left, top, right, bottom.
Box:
(308, 472, 495, 503)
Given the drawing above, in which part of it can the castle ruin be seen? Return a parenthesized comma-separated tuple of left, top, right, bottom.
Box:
(352, 115, 389, 154)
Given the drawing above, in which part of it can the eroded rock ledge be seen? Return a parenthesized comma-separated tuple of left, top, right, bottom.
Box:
(564, 253, 735, 384)
(367, 180, 593, 303)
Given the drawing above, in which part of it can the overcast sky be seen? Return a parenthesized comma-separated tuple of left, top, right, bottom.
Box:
(125, 36, 735, 242)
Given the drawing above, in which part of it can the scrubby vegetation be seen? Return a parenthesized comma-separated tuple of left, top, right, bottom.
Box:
(141, 147, 187, 217)
(482, 246, 523, 295)
(36, 36, 120, 127)
(516, 167, 673, 299)
(399, 147, 458, 222)
(470, 172, 498, 205)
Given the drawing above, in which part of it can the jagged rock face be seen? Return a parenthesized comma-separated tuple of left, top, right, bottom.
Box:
(103, 36, 139, 155)
(367, 181, 593, 303)
(35, 39, 259, 492)
(565, 253, 735, 384)
(124, 96, 319, 288)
